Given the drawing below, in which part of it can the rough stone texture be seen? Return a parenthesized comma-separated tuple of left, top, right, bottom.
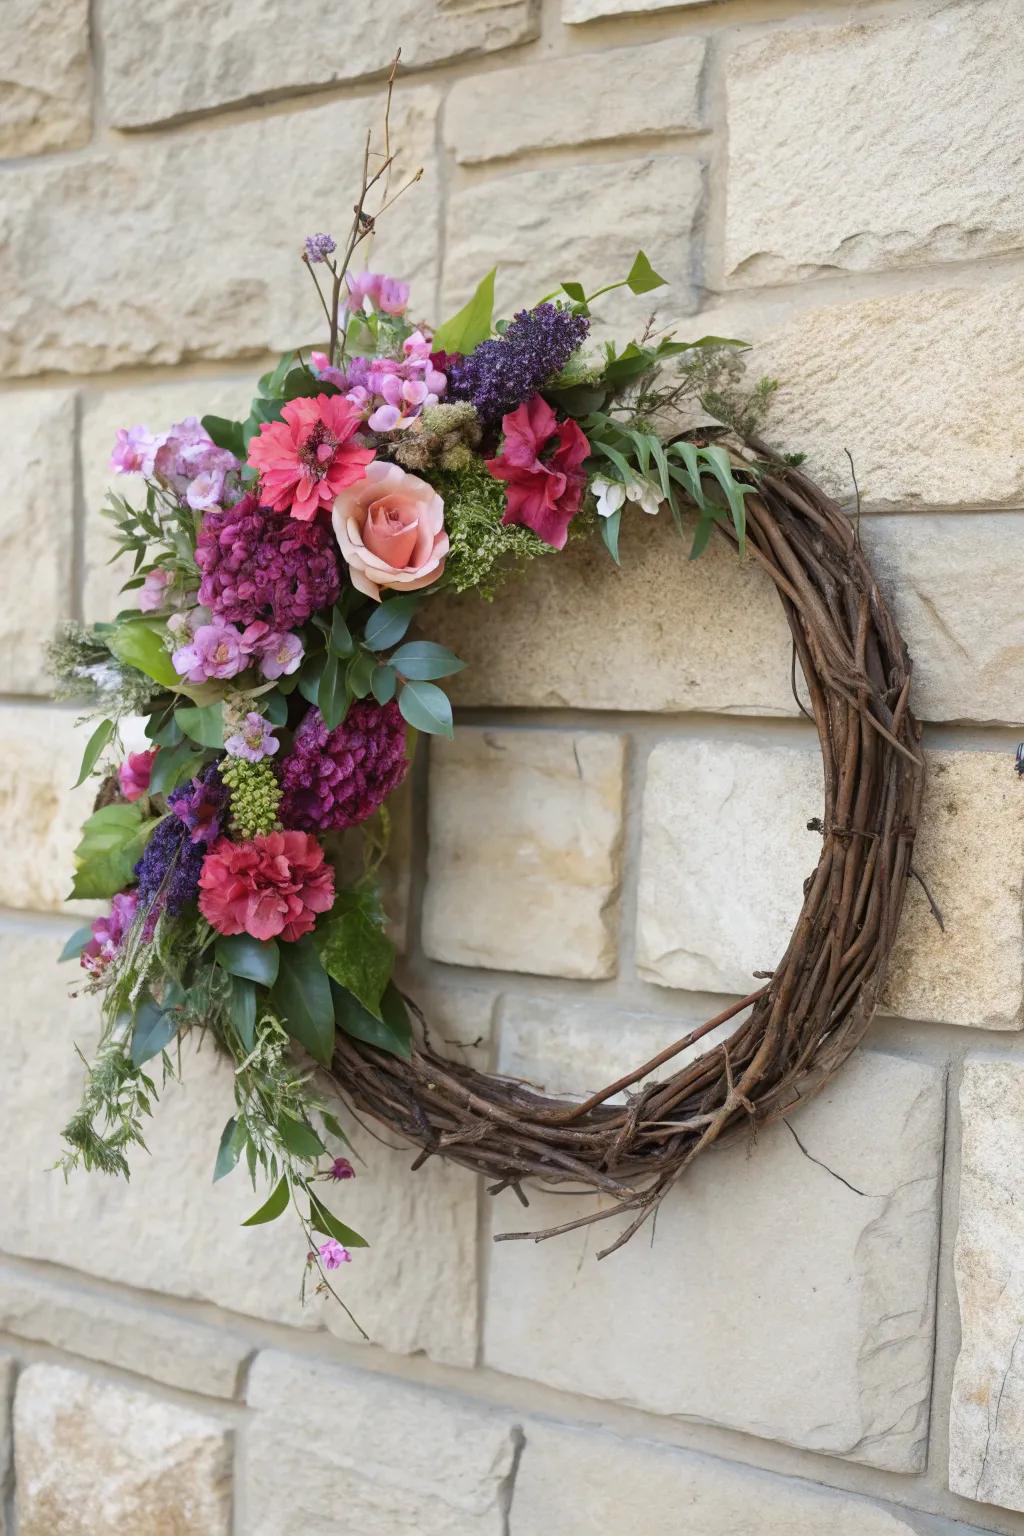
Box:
(245, 1352, 518, 1534)
(422, 729, 626, 979)
(564, 0, 708, 18)
(486, 1048, 945, 1470)
(636, 736, 823, 995)
(724, 3, 1024, 285)
(0, 927, 479, 1360)
(883, 752, 1024, 1030)
(105, 0, 537, 128)
(0, 90, 439, 377)
(0, 1354, 13, 1532)
(0, 709, 99, 913)
(0, 0, 90, 157)
(443, 155, 702, 325)
(80, 376, 253, 622)
(0, 391, 76, 695)
(15, 1364, 232, 1536)
(515, 1419, 975, 1535)
(446, 38, 705, 163)
(0, 1266, 250, 1399)
(950, 1058, 1024, 1511)
(707, 276, 1024, 508)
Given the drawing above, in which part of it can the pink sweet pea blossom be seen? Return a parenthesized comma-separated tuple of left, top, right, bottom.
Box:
(377, 277, 410, 316)
(185, 468, 228, 511)
(345, 270, 382, 310)
(110, 425, 160, 476)
(139, 568, 173, 613)
(118, 749, 158, 802)
(81, 891, 139, 976)
(318, 1238, 352, 1269)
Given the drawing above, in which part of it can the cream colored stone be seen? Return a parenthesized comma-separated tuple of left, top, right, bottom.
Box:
(0, 926, 479, 1358)
(951, 1058, 1024, 1511)
(446, 39, 705, 163)
(245, 1352, 518, 1534)
(0, 1353, 13, 1533)
(0, 708, 99, 913)
(485, 1049, 944, 1471)
(724, 3, 1024, 284)
(0, 391, 75, 694)
(516, 1419, 974, 1534)
(0, 90, 439, 376)
(0, 1266, 250, 1399)
(564, 0, 709, 17)
(80, 376, 253, 623)
(0, 0, 90, 156)
(422, 728, 626, 978)
(398, 977, 498, 1070)
(105, 0, 537, 127)
(884, 752, 1024, 1030)
(430, 513, 796, 716)
(443, 155, 702, 326)
(636, 736, 823, 995)
(15, 1364, 231, 1536)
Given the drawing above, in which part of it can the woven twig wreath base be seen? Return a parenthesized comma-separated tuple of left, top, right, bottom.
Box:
(327, 437, 926, 1257)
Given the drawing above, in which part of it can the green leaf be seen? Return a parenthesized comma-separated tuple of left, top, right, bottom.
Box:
(72, 718, 115, 788)
(257, 352, 294, 399)
(432, 267, 496, 354)
(346, 648, 376, 702)
(560, 280, 587, 304)
(329, 608, 354, 658)
(106, 621, 179, 688)
(69, 803, 159, 900)
(546, 382, 608, 418)
(213, 1116, 246, 1182)
(58, 925, 94, 962)
(149, 740, 204, 798)
(229, 976, 257, 1050)
(297, 652, 327, 705)
(371, 664, 397, 705)
(175, 702, 225, 749)
(130, 998, 179, 1066)
(309, 1190, 368, 1248)
(201, 415, 246, 458)
(271, 936, 335, 1066)
(316, 652, 348, 731)
(389, 641, 466, 681)
(363, 595, 420, 652)
(398, 680, 453, 739)
(315, 894, 395, 1021)
(216, 934, 280, 987)
(321, 1110, 351, 1147)
(277, 1114, 325, 1161)
(242, 1174, 290, 1226)
(600, 508, 622, 565)
(701, 444, 752, 554)
(262, 691, 289, 726)
(592, 440, 635, 487)
(333, 980, 412, 1060)
(626, 250, 667, 295)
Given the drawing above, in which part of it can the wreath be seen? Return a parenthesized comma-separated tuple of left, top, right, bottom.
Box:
(52, 87, 923, 1317)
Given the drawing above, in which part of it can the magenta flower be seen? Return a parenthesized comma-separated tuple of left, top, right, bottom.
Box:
(309, 350, 347, 390)
(279, 702, 408, 832)
(195, 496, 341, 631)
(225, 712, 280, 763)
(81, 890, 139, 976)
(328, 1157, 355, 1181)
(138, 568, 173, 613)
(172, 616, 256, 683)
(118, 748, 157, 802)
(254, 629, 303, 680)
(110, 425, 160, 476)
(345, 270, 382, 311)
(318, 1238, 352, 1270)
(378, 277, 410, 316)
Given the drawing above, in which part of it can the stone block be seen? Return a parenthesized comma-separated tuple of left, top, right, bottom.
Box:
(15, 1363, 232, 1535)
(564, 0, 708, 17)
(484, 1047, 945, 1470)
(422, 728, 626, 979)
(0, 0, 90, 156)
(0, 708, 99, 913)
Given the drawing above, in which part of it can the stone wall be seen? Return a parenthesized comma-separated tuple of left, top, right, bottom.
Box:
(1, 0, 1023, 1530)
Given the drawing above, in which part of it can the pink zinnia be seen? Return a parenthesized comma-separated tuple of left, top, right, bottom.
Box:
(247, 395, 375, 522)
(198, 829, 335, 943)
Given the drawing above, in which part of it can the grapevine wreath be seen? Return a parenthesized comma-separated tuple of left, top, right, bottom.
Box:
(55, 86, 924, 1315)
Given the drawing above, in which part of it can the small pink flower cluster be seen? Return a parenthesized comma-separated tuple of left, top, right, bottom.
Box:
(312, 328, 447, 433)
(170, 611, 303, 685)
(81, 891, 139, 976)
(111, 416, 238, 511)
(344, 269, 409, 316)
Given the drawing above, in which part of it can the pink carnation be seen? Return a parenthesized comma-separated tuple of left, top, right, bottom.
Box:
(247, 395, 375, 522)
(198, 830, 335, 943)
(118, 749, 157, 802)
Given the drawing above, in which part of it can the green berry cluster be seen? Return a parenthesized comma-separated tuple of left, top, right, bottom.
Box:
(220, 757, 282, 839)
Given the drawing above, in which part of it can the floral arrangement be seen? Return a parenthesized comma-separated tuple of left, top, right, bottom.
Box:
(54, 88, 770, 1314)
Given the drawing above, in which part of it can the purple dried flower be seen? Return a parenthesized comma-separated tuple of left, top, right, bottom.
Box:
(134, 764, 227, 921)
(447, 302, 590, 426)
(305, 232, 336, 264)
(279, 703, 408, 833)
(195, 495, 342, 630)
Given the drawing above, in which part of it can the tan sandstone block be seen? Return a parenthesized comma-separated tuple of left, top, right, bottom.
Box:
(15, 1364, 232, 1536)
(422, 728, 626, 979)
(0, 1265, 251, 1399)
(724, 2, 1024, 284)
(245, 1352, 518, 1534)
(516, 1419, 981, 1535)
(443, 155, 702, 326)
(0, 707, 98, 913)
(564, 0, 710, 17)
(446, 38, 705, 163)
(0, 391, 76, 694)
(485, 1047, 944, 1470)
(0, 0, 90, 157)
(0, 90, 439, 377)
(0, 1353, 12, 1534)
(105, 0, 537, 128)
(950, 1058, 1024, 1511)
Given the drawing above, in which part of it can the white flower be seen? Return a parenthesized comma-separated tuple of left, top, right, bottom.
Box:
(591, 475, 626, 519)
(626, 476, 662, 517)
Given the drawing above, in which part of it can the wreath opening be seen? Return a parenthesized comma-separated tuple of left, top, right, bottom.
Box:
(52, 81, 924, 1312)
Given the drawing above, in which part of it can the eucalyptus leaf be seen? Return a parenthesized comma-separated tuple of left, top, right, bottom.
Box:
(398, 680, 453, 739)
(242, 1174, 290, 1226)
(72, 718, 115, 788)
(58, 925, 94, 962)
(389, 640, 466, 681)
(371, 664, 397, 705)
(213, 1116, 246, 1182)
(346, 648, 376, 700)
(364, 595, 420, 652)
(130, 998, 179, 1066)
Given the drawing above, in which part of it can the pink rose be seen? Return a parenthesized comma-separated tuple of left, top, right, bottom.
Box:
(332, 460, 448, 602)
